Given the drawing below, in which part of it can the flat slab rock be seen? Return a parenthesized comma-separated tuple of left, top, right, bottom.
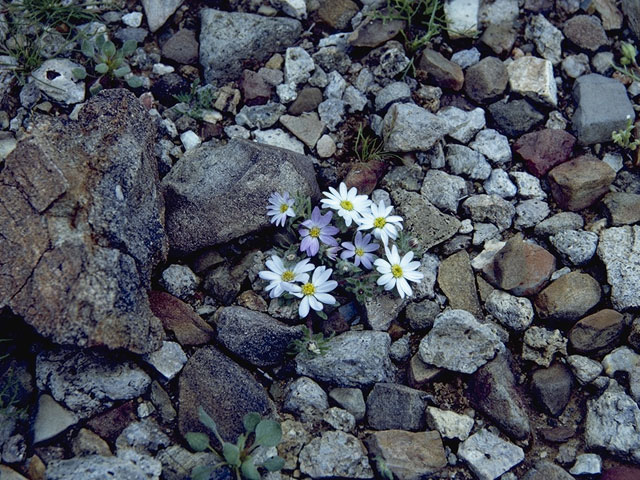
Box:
(597, 226, 640, 310)
(162, 138, 319, 253)
(459, 429, 524, 480)
(0, 89, 167, 353)
(299, 430, 373, 479)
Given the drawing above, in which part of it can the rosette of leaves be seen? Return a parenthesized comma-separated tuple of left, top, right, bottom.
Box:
(186, 407, 285, 480)
(72, 34, 143, 94)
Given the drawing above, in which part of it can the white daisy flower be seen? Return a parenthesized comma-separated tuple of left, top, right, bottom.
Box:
(374, 245, 423, 299)
(294, 265, 338, 318)
(259, 255, 314, 298)
(357, 200, 403, 246)
(320, 182, 372, 227)
(267, 191, 295, 227)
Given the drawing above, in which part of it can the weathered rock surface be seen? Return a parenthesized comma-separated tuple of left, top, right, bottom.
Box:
(459, 429, 524, 480)
(513, 129, 576, 177)
(530, 363, 573, 417)
(437, 250, 482, 318)
(597, 226, 640, 310)
(0, 90, 167, 353)
(548, 156, 616, 211)
(569, 309, 624, 355)
(45, 454, 161, 480)
(534, 271, 601, 325)
(299, 430, 373, 478)
(148, 292, 215, 346)
(366, 383, 429, 431)
(383, 103, 449, 152)
(142, 0, 184, 32)
(162, 138, 319, 252)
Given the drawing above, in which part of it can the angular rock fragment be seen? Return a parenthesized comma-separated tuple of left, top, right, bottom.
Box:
(597, 226, 640, 310)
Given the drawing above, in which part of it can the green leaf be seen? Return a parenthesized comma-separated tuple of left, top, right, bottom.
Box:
(95, 63, 109, 74)
(72, 67, 86, 80)
(254, 419, 282, 448)
(89, 81, 103, 95)
(263, 456, 285, 472)
(191, 464, 216, 480)
(243, 412, 261, 434)
(198, 406, 219, 433)
(122, 39, 137, 56)
(126, 76, 143, 88)
(241, 459, 261, 480)
(102, 40, 116, 58)
(112, 55, 123, 69)
(81, 39, 94, 58)
(222, 442, 240, 467)
(114, 65, 130, 77)
(95, 34, 106, 49)
(185, 432, 210, 452)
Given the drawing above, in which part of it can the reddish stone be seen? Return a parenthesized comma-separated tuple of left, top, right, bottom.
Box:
(148, 291, 215, 345)
(513, 129, 576, 177)
(86, 401, 137, 443)
(344, 160, 388, 195)
(602, 466, 640, 480)
(241, 69, 272, 106)
(482, 234, 556, 296)
(548, 155, 616, 211)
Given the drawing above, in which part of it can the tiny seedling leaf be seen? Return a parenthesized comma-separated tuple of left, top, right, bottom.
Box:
(95, 63, 109, 74)
(198, 406, 218, 433)
(114, 65, 130, 77)
(122, 39, 137, 56)
(81, 39, 94, 58)
(126, 76, 143, 88)
(263, 456, 285, 472)
(185, 432, 210, 452)
(72, 67, 86, 80)
(222, 442, 240, 467)
(254, 419, 282, 448)
(95, 34, 106, 49)
(241, 459, 261, 480)
(191, 464, 216, 480)
(89, 81, 103, 94)
(243, 412, 261, 433)
(102, 40, 116, 58)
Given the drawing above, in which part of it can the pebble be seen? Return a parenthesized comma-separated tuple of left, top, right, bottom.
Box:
(299, 431, 373, 479)
(236, 102, 286, 129)
(329, 388, 366, 421)
(549, 230, 598, 265)
(31, 59, 85, 105)
(318, 98, 345, 131)
(513, 128, 576, 177)
(444, 0, 479, 39)
(530, 363, 573, 416)
(253, 128, 305, 154)
(33, 395, 78, 444)
(366, 383, 429, 431)
(420, 170, 467, 213)
(316, 134, 336, 157)
(160, 264, 199, 300)
(525, 14, 564, 65)
(522, 327, 567, 367)
(374, 81, 411, 111)
(383, 103, 448, 152)
(451, 47, 481, 69)
(283, 376, 329, 420)
(317, 0, 359, 29)
(567, 355, 603, 384)
(598, 226, 640, 310)
(592, 51, 615, 74)
(426, 407, 474, 441)
(44, 453, 161, 480)
(570, 453, 602, 475)
(534, 212, 584, 237)
(510, 171, 545, 199)
(488, 99, 544, 137)
(142, 341, 188, 381)
(161, 29, 199, 64)
(271, 0, 307, 19)
(464, 57, 508, 104)
(142, 0, 183, 32)
(288, 87, 323, 114)
(507, 56, 557, 107)
(514, 199, 550, 229)
(462, 194, 515, 231)
(323, 407, 356, 432)
(562, 53, 590, 78)
(437, 250, 482, 318)
(446, 145, 491, 180)
(484, 169, 517, 198)
(284, 46, 315, 85)
(280, 112, 325, 148)
(563, 15, 608, 51)
(418, 49, 464, 91)
(485, 290, 534, 331)
(438, 106, 486, 144)
(343, 86, 368, 112)
(458, 429, 524, 480)
(602, 347, 640, 402)
(122, 12, 143, 27)
(469, 129, 511, 164)
(602, 192, 640, 225)
(535, 271, 601, 325)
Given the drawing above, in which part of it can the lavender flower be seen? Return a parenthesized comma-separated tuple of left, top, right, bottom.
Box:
(299, 207, 339, 257)
(340, 231, 379, 269)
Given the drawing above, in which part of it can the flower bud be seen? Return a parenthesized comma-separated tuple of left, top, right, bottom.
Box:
(622, 42, 637, 61)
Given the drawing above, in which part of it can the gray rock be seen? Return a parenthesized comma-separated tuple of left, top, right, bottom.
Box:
(444, 0, 479, 38)
(33, 394, 78, 444)
(142, 341, 187, 381)
(534, 212, 584, 237)
(253, 128, 305, 154)
(296, 330, 395, 387)
(141, 0, 183, 31)
(36, 349, 151, 419)
(488, 99, 545, 137)
(420, 170, 467, 213)
(323, 407, 356, 432)
(372, 43, 411, 79)
(426, 407, 474, 441)
(383, 103, 448, 152)
(464, 57, 508, 104)
(564, 15, 608, 51)
(162, 138, 319, 253)
(2, 434, 25, 464)
(462, 194, 515, 231)
(567, 355, 602, 384)
(511, 171, 546, 199)
(437, 106, 486, 144)
(522, 461, 575, 480)
(485, 290, 534, 332)
(459, 429, 524, 480)
(419, 309, 502, 374)
(236, 102, 286, 129)
(381, 165, 424, 192)
(343, 86, 368, 112)
(375, 81, 412, 112)
(364, 291, 408, 331)
(484, 169, 517, 198)
(530, 363, 573, 417)
(469, 349, 531, 440)
(178, 346, 273, 442)
(592, 51, 615, 74)
(451, 47, 481, 68)
(31, 59, 85, 104)
(45, 454, 161, 480)
(437, 250, 482, 318)
(329, 388, 366, 421)
(602, 192, 640, 225)
(469, 129, 511, 164)
(115, 418, 170, 454)
(318, 98, 346, 131)
(525, 14, 564, 65)
(585, 381, 640, 463)
(473, 223, 500, 246)
(156, 445, 221, 480)
(549, 230, 598, 266)
(283, 377, 329, 420)
(215, 306, 303, 367)
(160, 264, 199, 300)
(507, 56, 557, 107)
(570, 453, 601, 475)
(522, 327, 567, 367)
(597, 226, 640, 310)
(284, 46, 315, 85)
(572, 74, 635, 145)
(366, 383, 428, 431)
(200, 9, 301, 84)
(602, 347, 640, 403)
(0, 90, 167, 353)
(562, 53, 590, 79)
(622, 0, 640, 39)
(514, 199, 550, 229)
(446, 144, 491, 180)
(390, 335, 411, 363)
(299, 430, 373, 479)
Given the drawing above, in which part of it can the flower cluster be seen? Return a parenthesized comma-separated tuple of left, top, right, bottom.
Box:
(259, 183, 423, 318)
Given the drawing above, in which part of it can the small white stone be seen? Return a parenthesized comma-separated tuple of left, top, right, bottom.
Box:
(122, 11, 143, 27)
(316, 134, 336, 158)
(152, 63, 174, 75)
(602, 153, 624, 173)
(253, 128, 305, 154)
(270, 0, 307, 19)
(201, 110, 223, 124)
(180, 130, 201, 151)
(143, 341, 188, 381)
(277, 82, 298, 103)
(570, 453, 601, 475)
(444, 0, 479, 39)
(507, 56, 557, 107)
(33, 395, 78, 444)
(459, 219, 474, 234)
(426, 406, 474, 440)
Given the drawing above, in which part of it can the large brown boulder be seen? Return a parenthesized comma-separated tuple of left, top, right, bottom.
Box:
(0, 89, 167, 353)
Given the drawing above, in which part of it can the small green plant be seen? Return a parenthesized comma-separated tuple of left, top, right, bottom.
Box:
(374, 455, 394, 480)
(173, 78, 218, 120)
(289, 325, 333, 358)
(186, 407, 285, 480)
(73, 34, 142, 94)
(353, 124, 400, 163)
(612, 41, 640, 83)
(612, 115, 640, 151)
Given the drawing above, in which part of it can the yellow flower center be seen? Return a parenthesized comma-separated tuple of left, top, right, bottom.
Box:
(355, 247, 365, 257)
(373, 217, 387, 229)
(391, 264, 403, 278)
(340, 200, 354, 211)
(279, 203, 289, 213)
(302, 283, 315, 296)
(309, 226, 321, 238)
(281, 270, 295, 282)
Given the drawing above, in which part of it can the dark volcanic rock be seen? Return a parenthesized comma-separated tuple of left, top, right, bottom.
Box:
(148, 291, 215, 346)
(488, 99, 544, 137)
(366, 383, 429, 431)
(0, 89, 167, 353)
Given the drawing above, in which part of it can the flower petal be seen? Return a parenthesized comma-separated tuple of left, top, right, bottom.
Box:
(299, 296, 310, 318)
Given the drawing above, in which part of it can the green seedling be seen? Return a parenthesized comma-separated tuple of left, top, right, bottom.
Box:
(612, 41, 640, 83)
(289, 325, 333, 358)
(73, 34, 142, 94)
(173, 78, 218, 120)
(612, 115, 640, 151)
(186, 407, 285, 480)
(354, 124, 400, 163)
